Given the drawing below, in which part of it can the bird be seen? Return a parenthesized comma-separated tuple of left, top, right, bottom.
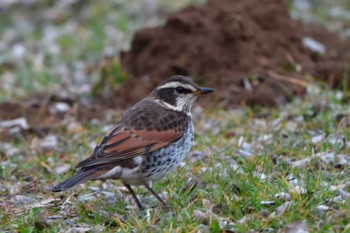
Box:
(51, 75, 214, 209)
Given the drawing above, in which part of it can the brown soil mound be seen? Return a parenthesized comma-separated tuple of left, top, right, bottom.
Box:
(120, 0, 350, 108)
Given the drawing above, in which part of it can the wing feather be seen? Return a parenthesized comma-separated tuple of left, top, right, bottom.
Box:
(76, 126, 185, 168)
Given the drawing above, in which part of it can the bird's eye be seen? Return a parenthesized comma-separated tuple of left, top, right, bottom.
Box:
(176, 86, 185, 94)
(176, 86, 191, 94)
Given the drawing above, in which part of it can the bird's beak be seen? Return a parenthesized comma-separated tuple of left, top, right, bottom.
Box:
(193, 87, 214, 96)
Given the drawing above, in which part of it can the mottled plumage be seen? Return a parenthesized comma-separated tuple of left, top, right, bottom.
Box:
(52, 75, 213, 209)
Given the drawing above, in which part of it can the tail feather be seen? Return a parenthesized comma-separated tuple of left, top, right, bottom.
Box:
(51, 169, 103, 192)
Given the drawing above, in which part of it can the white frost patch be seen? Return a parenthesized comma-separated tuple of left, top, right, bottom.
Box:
(40, 135, 59, 151)
(54, 164, 71, 175)
(254, 172, 267, 180)
(302, 37, 325, 54)
(285, 122, 298, 132)
(261, 200, 275, 205)
(0, 117, 29, 130)
(315, 205, 331, 212)
(50, 102, 70, 114)
(292, 157, 311, 168)
(311, 134, 324, 144)
(0, 143, 20, 156)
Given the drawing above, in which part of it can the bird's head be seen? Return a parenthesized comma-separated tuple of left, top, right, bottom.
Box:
(151, 75, 214, 113)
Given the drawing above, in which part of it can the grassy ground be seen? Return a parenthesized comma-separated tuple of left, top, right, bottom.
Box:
(1, 0, 350, 232)
(1, 84, 350, 232)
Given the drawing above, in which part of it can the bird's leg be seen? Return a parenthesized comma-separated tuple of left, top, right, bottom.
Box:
(144, 182, 167, 205)
(124, 183, 144, 210)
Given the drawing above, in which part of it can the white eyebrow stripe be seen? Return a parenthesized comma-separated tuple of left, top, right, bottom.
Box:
(157, 82, 196, 91)
(155, 99, 191, 116)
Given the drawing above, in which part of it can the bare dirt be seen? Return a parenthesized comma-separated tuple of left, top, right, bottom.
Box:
(0, 94, 111, 141)
(120, 0, 350, 108)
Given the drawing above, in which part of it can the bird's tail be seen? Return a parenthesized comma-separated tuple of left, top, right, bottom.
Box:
(51, 168, 104, 192)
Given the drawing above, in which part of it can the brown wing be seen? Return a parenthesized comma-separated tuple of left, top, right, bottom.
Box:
(76, 124, 185, 168)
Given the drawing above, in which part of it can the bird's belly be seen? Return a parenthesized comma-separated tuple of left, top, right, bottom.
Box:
(121, 124, 194, 185)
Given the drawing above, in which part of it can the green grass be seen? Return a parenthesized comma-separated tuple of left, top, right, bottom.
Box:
(1, 84, 350, 232)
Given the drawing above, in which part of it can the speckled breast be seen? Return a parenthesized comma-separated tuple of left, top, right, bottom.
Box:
(139, 121, 194, 182)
